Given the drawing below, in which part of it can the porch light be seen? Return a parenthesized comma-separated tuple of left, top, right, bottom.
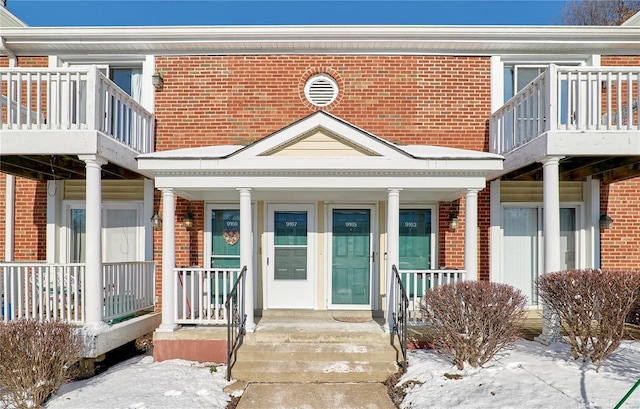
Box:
(152, 71, 164, 90)
(448, 212, 459, 231)
(183, 210, 194, 230)
(150, 211, 162, 229)
(599, 213, 613, 230)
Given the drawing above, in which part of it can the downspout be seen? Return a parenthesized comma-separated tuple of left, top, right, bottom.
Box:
(1, 37, 16, 261)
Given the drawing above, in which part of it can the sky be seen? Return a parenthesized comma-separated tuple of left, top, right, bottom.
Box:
(39, 339, 640, 409)
(6, 0, 569, 27)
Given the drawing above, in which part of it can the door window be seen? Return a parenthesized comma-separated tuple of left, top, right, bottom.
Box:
(210, 209, 240, 269)
(274, 211, 308, 280)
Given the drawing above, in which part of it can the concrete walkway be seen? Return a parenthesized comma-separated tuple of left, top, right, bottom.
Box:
(235, 382, 397, 409)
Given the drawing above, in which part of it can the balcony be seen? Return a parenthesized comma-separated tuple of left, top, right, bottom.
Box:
(1, 66, 154, 179)
(491, 66, 640, 181)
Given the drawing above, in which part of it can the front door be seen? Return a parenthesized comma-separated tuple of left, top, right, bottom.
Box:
(266, 204, 316, 309)
(330, 208, 372, 308)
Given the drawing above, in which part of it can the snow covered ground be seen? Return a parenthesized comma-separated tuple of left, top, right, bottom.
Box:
(44, 339, 640, 409)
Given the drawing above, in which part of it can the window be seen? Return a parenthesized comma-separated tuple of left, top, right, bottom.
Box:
(210, 209, 241, 269)
(398, 208, 434, 297)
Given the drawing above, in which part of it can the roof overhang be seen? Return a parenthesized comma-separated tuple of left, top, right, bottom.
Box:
(1, 25, 639, 57)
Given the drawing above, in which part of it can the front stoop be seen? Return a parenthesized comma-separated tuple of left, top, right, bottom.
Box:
(232, 316, 401, 383)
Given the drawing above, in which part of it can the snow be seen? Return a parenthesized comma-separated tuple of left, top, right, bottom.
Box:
(43, 340, 639, 409)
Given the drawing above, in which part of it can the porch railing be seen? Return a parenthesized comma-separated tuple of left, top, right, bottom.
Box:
(0, 67, 155, 154)
(391, 265, 409, 370)
(102, 261, 155, 323)
(491, 66, 640, 155)
(398, 269, 466, 324)
(174, 267, 244, 325)
(1, 261, 156, 325)
(226, 266, 247, 381)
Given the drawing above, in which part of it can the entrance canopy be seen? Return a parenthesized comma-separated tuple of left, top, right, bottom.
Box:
(137, 111, 503, 199)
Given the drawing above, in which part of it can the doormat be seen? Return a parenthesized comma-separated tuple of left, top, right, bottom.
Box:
(333, 317, 373, 323)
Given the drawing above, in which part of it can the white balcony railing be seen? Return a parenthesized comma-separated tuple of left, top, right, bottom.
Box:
(491, 65, 640, 155)
(1, 261, 156, 325)
(102, 262, 156, 323)
(174, 267, 243, 325)
(0, 67, 154, 154)
(398, 269, 465, 324)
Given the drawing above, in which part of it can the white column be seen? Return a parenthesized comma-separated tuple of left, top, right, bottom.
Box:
(464, 189, 480, 281)
(239, 188, 255, 332)
(536, 156, 562, 344)
(157, 188, 178, 332)
(143, 179, 155, 261)
(384, 188, 401, 333)
(4, 174, 15, 261)
(79, 155, 107, 326)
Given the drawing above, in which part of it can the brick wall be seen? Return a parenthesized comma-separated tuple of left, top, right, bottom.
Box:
(0, 56, 49, 261)
(599, 56, 640, 270)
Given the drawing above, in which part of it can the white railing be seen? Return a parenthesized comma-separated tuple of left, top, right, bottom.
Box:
(491, 66, 640, 155)
(0, 263, 86, 324)
(0, 67, 155, 154)
(102, 262, 156, 323)
(1, 261, 156, 325)
(174, 267, 243, 325)
(398, 269, 465, 324)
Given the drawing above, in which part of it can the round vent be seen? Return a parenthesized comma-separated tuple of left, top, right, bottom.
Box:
(304, 74, 338, 107)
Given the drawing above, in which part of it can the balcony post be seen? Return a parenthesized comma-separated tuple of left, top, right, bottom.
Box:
(464, 189, 480, 281)
(239, 188, 255, 332)
(536, 155, 563, 345)
(384, 188, 401, 333)
(85, 67, 101, 131)
(157, 188, 178, 332)
(79, 155, 107, 326)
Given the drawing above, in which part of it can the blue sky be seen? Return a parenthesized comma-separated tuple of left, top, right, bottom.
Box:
(6, 1, 568, 26)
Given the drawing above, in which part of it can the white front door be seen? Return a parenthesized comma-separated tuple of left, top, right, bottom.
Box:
(266, 204, 316, 309)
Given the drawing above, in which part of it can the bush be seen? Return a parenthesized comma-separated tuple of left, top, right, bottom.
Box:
(0, 319, 82, 408)
(536, 269, 640, 369)
(421, 281, 527, 370)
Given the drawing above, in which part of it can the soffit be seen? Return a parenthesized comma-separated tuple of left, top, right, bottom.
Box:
(1, 25, 639, 56)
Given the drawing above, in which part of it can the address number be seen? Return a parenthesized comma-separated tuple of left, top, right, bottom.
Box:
(286, 221, 298, 227)
(345, 222, 358, 227)
(404, 222, 417, 227)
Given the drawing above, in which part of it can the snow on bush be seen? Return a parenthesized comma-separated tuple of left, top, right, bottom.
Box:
(0, 319, 82, 408)
(536, 268, 640, 369)
(421, 281, 527, 370)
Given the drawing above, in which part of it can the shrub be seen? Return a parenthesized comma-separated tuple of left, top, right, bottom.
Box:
(536, 269, 640, 369)
(421, 281, 527, 370)
(0, 319, 82, 408)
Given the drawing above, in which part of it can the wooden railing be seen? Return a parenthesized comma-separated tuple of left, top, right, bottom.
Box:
(0, 67, 154, 154)
(226, 266, 247, 381)
(1, 263, 85, 323)
(1, 261, 156, 324)
(398, 269, 466, 324)
(491, 66, 639, 155)
(174, 267, 244, 325)
(102, 261, 155, 323)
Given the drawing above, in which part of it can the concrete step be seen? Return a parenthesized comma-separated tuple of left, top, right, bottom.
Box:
(236, 342, 400, 362)
(232, 357, 399, 383)
(244, 329, 389, 344)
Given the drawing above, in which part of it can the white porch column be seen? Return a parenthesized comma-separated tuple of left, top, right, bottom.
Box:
(464, 189, 480, 281)
(536, 156, 562, 344)
(384, 188, 401, 333)
(143, 179, 155, 261)
(79, 155, 107, 326)
(157, 188, 178, 332)
(4, 174, 15, 261)
(239, 188, 255, 333)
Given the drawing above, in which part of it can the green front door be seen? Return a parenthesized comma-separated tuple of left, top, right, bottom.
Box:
(331, 209, 371, 306)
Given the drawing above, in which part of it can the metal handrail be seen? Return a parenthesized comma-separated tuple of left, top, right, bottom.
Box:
(225, 266, 247, 381)
(391, 264, 409, 370)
